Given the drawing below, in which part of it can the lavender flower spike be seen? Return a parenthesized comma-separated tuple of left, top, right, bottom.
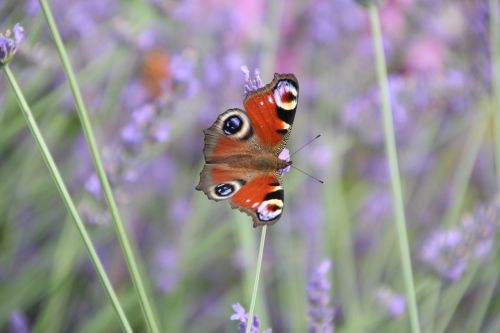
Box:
(420, 197, 500, 281)
(0, 23, 24, 65)
(307, 260, 335, 333)
(230, 303, 272, 333)
(241, 65, 264, 94)
(374, 286, 406, 319)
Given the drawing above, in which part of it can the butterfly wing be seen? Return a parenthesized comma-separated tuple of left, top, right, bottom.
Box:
(196, 107, 260, 202)
(243, 73, 299, 152)
(197, 164, 284, 226)
(196, 73, 298, 226)
(198, 108, 254, 164)
(230, 174, 284, 226)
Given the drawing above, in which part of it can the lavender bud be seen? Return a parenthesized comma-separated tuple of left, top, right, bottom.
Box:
(241, 65, 264, 94)
(0, 23, 24, 65)
(307, 260, 335, 333)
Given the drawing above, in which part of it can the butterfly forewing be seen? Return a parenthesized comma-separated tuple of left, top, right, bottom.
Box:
(244, 74, 299, 151)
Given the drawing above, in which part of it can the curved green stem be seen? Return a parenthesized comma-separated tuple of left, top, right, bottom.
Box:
(368, 6, 421, 333)
(245, 226, 268, 333)
(3, 64, 133, 333)
(37, 1, 160, 332)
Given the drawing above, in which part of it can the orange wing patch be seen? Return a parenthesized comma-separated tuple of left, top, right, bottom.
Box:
(231, 175, 278, 209)
(244, 93, 285, 148)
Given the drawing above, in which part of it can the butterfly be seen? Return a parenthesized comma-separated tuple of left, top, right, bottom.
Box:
(196, 73, 298, 227)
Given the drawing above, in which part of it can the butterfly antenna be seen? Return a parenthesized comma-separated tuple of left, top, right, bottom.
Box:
(290, 134, 321, 157)
(290, 164, 324, 184)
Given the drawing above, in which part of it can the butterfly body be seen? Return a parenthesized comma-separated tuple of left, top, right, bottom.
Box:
(196, 73, 298, 227)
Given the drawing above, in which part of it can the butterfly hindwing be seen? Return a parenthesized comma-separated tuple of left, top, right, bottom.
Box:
(230, 174, 284, 226)
(197, 164, 284, 226)
(196, 164, 249, 201)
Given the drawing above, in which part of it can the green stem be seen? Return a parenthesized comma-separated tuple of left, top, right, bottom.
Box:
(490, 0, 500, 186)
(442, 113, 487, 227)
(329, 157, 362, 331)
(434, 265, 479, 333)
(3, 64, 133, 333)
(245, 226, 268, 333)
(235, 218, 269, 325)
(37, 1, 160, 332)
(466, 3, 500, 332)
(368, 6, 421, 333)
(465, 268, 498, 332)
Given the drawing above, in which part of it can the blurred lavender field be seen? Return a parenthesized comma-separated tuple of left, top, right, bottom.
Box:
(1, 0, 500, 332)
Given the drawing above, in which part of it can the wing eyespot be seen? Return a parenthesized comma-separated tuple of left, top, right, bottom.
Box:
(223, 115, 243, 135)
(274, 80, 298, 111)
(218, 109, 253, 140)
(215, 183, 235, 197)
(257, 199, 283, 222)
(208, 179, 246, 200)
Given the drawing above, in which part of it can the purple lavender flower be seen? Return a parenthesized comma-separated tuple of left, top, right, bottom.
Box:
(84, 173, 102, 199)
(421, 228, 468, 281)
(120, 122, 145, 150)
(169, 52, 199, 97)
(0, 23, 24, 65)
(359, 187, 392, 225)
(303, 0, 365, 49)
(420, 198, 500, 281)
(118, 103, 170, 153)
(342, 69, 472, 151)
(374, 286, 406, 319)
(82, 100, 171, 205)
(341, 75, 410, 146)
(230, 303, 272, 333)
(279, 148, 291, 174)
(25, 0, 41, 16)
(152, 246, 179, 293)
(307, 260, 335, 333)
(306, 1, 340, 44)
(120, 104, 155, 150)
(49, 0, 117, 40)
(465, 0, 494, 89)
(241, 66, 264, 94)
(460, 207, 498, 259)
(121, 80, 150, 110)
(9, 310, 29, 333)
(202, 51, 245, 90)
(151, 121, 170, 143)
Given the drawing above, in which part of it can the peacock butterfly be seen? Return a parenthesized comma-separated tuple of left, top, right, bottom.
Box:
(196, 73, 298, 227)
